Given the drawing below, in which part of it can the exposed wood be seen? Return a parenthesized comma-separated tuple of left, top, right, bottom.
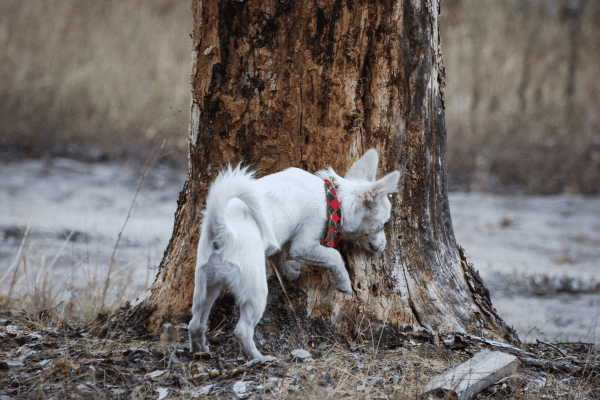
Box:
(421, 350, 519, 400)
(439, 331, 534, 358)
(439, 331, 599, 376)
(95, 0, 520, 350)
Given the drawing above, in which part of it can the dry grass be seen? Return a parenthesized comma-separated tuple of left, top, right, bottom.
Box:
(0, 148, 162, 324)
(0, 0, 191, 158)
(441, 0, 600, 194)
(1, 0, 599, 191)
(1, 229, 599, 398)
(0, 316, 598, 399)
(0, 226, 143, 325)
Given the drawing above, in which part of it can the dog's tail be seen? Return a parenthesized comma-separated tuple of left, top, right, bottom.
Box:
(196, 163, 279, 267)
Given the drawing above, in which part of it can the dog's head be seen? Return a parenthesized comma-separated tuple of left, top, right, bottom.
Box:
(316, 149, 400, 253)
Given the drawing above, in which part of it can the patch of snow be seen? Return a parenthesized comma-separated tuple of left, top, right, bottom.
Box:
(195, 384, 213, 396)
(27, 332, 43, 340)
(233, 380, 249, 397)
(145, 370, 166, 379)
(156, 387, 169, 400)
(291, 348, 311, 360)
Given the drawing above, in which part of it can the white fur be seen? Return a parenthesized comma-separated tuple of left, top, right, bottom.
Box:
(189, 149, 400, 360)
(188, 164, 279, 361)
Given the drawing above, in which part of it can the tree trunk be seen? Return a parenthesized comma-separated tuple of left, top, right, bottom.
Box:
(95, 0, 520, 348)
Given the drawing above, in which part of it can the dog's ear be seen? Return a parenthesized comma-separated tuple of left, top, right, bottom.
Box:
(373, 170, 400, 196)
(345, 149, 379, 181)
(327, 168, 344, 185)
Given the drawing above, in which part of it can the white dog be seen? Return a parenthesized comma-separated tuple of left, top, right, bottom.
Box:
(188, 149, 400, 360)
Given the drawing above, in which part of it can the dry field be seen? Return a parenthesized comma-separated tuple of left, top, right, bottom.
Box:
(1, 301, 599, 399)
(1, 1, 600, 397)
(443, 0, 600, 194)
(0, 0, 191, 162)
(1, 159, 599, 399)
(1, 0, 599, 192)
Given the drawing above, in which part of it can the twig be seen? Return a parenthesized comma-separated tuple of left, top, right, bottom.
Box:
(167, 343, 178, 371)
(2, 221, 31, 308)
(47, 300, 65, 314)
(279, 365, 287, 394)
(34, 230, 76, 310)
(100, 140, 166, 311)
(536, 338, 569, 357)
(330, 365, 386, 396)
(51, 255, 87, 306)
(522, 357, 578, 374)
(269, 260, 310, 352)
(1, 222, 30, 285)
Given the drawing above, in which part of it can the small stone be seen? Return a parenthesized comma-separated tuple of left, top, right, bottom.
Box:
(145, 370, 166, 379)
(200, 384, 213, 394)
(156, 387, 169, 400)
(233, 381, 248, 397)
(209, 369, 219, 379)
(291, 349, 311, 360)
(319, 371, 332, 385)
(27, 332, 43, 341)
(6, 325, 20, 334)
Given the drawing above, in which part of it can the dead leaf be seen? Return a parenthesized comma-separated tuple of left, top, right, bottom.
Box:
(70, 361, 81, 374)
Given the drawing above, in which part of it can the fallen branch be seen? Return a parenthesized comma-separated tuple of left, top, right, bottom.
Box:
(536, 338, 569, 357)
(440, 331, 599, 376)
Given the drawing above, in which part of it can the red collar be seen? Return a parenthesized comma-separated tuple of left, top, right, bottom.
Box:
(321, 180, 342, 247)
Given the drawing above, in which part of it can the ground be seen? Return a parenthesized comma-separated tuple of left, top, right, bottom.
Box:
(1, 158, 599, 398)
(1, 158, 598, 343)
(1, 315, 598, 399)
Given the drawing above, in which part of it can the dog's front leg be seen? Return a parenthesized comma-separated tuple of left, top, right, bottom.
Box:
(269, 251, 302, 282)
(289, 244, 352, 294)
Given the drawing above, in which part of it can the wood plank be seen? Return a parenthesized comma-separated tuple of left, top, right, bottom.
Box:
(421, 350, 519, 400)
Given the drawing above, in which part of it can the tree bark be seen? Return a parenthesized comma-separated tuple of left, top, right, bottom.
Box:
(95, 0, 520, 348)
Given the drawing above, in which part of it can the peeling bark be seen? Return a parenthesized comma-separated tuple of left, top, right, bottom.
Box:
(95, 0, 519, 348)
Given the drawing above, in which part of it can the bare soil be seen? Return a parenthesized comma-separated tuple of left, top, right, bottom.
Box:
(1, 315, 598, 399)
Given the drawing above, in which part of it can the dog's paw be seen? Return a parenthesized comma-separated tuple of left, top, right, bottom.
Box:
(245, 355, 279, 366)
(189, 341, 199, 354)
(189, 339, 210, 354)
(258, 355, 279, 363)
(337, 278, 353, 295)
(282, 260, 302, 281)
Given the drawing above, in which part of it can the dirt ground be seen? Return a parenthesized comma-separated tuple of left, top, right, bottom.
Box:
(1, 315, 598, 399)
(1, 158, 600, 399)
(0, 158, 599, 343)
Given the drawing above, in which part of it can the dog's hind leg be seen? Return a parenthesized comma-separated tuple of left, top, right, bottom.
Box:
(189, 265, 222, 354)
(233, 281, 268, 360)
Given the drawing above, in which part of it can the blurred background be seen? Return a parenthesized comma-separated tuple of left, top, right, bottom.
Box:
(0, 0, 191, 166)
(1, 0, 599, 193)
(1, 0, 599, 342)
(443, 0, 600, 194)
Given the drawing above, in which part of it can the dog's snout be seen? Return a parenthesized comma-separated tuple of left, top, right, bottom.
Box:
(371, 242, 385, 252)
(367, 231, 387, 253)
(366, 239, 385, 253)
